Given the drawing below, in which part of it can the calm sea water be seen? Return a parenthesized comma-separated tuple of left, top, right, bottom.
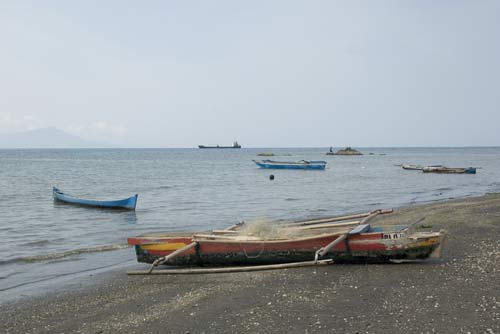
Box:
(0, 147, 499, 301)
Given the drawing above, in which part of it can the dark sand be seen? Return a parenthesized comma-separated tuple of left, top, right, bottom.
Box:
(2, 194, 500, 334)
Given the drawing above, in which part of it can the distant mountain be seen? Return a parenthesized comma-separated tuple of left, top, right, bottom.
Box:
(0, 127, 105, 148)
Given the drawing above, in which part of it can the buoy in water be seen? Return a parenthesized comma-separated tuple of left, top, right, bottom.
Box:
(269, 174, 275, 180)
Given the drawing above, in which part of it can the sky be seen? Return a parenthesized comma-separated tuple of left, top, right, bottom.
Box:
(0, 1, 499, 147)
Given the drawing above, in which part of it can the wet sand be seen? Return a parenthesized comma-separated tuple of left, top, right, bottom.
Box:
(2, 194, 500, 334)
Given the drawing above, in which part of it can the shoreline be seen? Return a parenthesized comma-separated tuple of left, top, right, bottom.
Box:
(2, 193, 500, 333)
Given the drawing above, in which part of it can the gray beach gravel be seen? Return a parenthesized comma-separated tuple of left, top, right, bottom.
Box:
(2, 194, 500, 334)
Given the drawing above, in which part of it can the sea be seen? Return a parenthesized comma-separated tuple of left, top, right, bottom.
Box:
(0, 147, 499, 302)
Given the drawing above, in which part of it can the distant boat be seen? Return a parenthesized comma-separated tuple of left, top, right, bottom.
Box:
(329, 147, 363, 156)
(198, 140, 241, 149)
(253, 160, 327, 170)
(422, 166, 476, 174)
(53, 187, 138, 210)
(401, 164, 425, 170)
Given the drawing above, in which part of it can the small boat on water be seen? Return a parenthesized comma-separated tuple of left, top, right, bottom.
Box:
(53, 187, 138, 210)
(401, 164, 425, 170)
(422, 166, 476, 174)
(253, 160, 327, 170)
(330, 147, 363, 156)
(199, 140, 241, 149)
(128, 209, 445, 266)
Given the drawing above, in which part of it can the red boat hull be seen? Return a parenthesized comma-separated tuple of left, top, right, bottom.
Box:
(129, 231, 442, 266)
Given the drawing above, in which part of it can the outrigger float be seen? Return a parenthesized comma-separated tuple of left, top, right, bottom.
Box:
(127, 209, 446, 275)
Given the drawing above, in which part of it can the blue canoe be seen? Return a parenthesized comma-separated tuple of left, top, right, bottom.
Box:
(253, 160, 327, 170)
(53, 187, 138, 210)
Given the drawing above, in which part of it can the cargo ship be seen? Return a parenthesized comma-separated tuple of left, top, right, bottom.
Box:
(198, 140, 241, 149)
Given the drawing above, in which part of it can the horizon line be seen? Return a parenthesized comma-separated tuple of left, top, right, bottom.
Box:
(0, 145, 499, 150)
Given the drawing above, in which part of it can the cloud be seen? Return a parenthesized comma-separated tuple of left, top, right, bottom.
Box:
(65, 121, 127, 142)
(0, 112, 42, 133)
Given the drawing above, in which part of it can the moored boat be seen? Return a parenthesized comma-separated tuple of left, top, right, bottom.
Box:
(253, 159, 327, 170)
(128, 209, 445, 266)
(401, 164, 425, 170)
(401, 164, 443, 171)
(422, 166, 476, 174)
(53, 187, 138, 210)
(331, 147, 363, 155)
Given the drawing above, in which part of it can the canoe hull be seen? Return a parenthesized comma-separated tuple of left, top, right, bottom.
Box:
(402, 165, 424, 170)
(129, 231, 443, 266)
(53, 187, 138, 210)
(423, 167, 476, 174)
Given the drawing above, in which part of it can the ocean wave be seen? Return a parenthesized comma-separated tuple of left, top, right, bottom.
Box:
(20, 239, 54, 247)
(0, 244, 131, 265)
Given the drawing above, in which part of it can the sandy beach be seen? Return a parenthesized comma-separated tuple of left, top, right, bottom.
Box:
(2, 194, 500, 334)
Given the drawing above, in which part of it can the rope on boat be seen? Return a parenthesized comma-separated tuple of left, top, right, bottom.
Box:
(128, 259, 333, 275)
(241, 240, 265, 259)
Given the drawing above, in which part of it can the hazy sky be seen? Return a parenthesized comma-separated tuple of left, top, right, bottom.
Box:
(1, 1, 499, 147)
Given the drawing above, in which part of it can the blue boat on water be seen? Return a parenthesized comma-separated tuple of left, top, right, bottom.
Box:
(253, 160, 327, 170)
(53, 187, 138, 210)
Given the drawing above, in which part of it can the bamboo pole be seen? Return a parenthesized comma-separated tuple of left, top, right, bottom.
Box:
(359, 210, 383, 225)
(148, 242, 198, 273)
(296, 220, 360, 230)
(128, 259, 333, 275)
(212, 230, 239, 235)
(224, 221, 245, 231)
(287, 209, 393, 227)
(287, 213, 371, 226)
(316, 234, 348, 258)
(314, 210, 386, 260)
(192, 234, 261, 240)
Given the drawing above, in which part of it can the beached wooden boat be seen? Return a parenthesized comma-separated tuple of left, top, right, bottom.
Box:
(422, 166, 476, 174)
(53, 187, 138, 210)
(128, 209, 445, 266)
(253, 159, 327, 170)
